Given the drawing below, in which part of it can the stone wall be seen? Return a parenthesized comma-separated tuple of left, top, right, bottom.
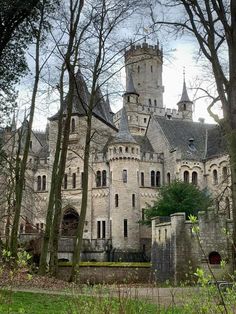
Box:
(151, 211, 233, 284)
(58, 265, 152, 284)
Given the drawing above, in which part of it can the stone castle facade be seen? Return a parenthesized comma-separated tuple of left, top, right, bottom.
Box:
(0, 42, 231, 263)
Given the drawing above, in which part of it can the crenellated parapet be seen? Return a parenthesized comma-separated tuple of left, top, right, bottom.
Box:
(108, 144, 141, 161)
(125, 42, 163, 61)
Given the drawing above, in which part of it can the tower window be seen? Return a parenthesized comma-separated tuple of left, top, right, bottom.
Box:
(42, 175, 46, 191)
(149, 99, 152, 105)
(151, 65, 153, 72)
(156, 171, 161, 187)
(97, 220, 106, 239)
(154, 100, 157, 106)
(72, 173, 76, 188)
(138, 65, 140, 73)
(96, 171, 101, 187)
(183, 171, 189, 183)
(124, 219, 128, 237)
(132, 194, 135, 207)
(125, 146, 128, 153)
(127, 96, 130, 102)
(141, 172, 144, 186)
(183, 103, 186, 110)
(71, 118, 75, 132)
(151, 170, 155, 187)
(122, 169, 127, 183)
(37, 176, 41, 191)
(102, 170, 107, 186)
(144, 118, 147, 123)
(115, 194, 119, 207)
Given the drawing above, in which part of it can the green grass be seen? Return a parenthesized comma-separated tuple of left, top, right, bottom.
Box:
(0, 290, 182, 314)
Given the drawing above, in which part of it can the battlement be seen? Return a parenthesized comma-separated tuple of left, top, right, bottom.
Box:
(137, 105, 183, 119)
(125, 42, 163, 61)
(141, 152, 163, 163)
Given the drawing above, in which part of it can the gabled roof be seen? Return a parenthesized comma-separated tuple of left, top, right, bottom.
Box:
(49, 69, 116, 129)
(154, 117, 216, 160)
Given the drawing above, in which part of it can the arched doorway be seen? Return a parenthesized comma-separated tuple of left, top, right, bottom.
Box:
(209, 251, 221, 265)
(61, 208, 79, 236)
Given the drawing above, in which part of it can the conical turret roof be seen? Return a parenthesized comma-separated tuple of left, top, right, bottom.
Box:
(112, 108, 137, 144)
(124, 70, 139, 96)
(178, 79, 192, 103)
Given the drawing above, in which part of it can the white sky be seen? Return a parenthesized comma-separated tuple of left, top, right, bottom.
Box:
(18, 39, 218, 130)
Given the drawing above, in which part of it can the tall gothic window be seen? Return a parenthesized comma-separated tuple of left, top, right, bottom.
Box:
(222, 167, 228, 183)
(156, 171, 161, 187)
(124, 219, 128, 237)
(72, 173, 76, 188)
(141, 172, 144, 186)
(37, 176, 41, 191)
(151, 170, 155, 187)
(115, 194, 119, 207)
(132, 194, 135, 207)
(96, 171, 101, 187)
(183, 171, 189, 183)
(42, 175, 46, 191)
(102, 170, 107, 186)
(213, 169, 218, 185)
(192, 171, 198, 185)
(71, 118, 75, 132)
(167, 172, 171, 185)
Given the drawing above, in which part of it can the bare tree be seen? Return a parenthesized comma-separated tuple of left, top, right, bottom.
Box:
(150, 0, 236, 265)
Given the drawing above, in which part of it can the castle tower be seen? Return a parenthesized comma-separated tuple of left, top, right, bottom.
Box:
(108, 108, 141, 256)
(124, 42, 164, 109)
(177, 75, 193, 121)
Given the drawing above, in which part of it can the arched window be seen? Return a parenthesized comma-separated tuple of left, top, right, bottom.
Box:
(141, 172, 144, 186)
(72, 173, 76, 188)
(167, 173, 171, 185)
(96, 171, 101, 187)
(42, 175, 46, 191)
(71, 118, 75, 132)
(222, 167, 228, 183)
(225, 197, 230, 218)
(127, 96, 130, 102)
(115, 194, 119, 207)
(137, 65, 140, 73)
(102, 170, 107, 186)
(119, 147, 122, 153)
(113, 147, 116, 153)
(192, 171, 198, 185)
(156, 171, 161, 187)
(183, 171, 189, 183)
(64, 174, 68, 189)
(37, 176, 41, 191)
(209, 251, 221, 265)
(151, 170, 155, 187)
(213, 169, 218, 185)
(183, 103, 186, 110)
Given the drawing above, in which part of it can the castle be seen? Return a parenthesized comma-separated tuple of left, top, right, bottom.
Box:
(0, 42, 231, 263)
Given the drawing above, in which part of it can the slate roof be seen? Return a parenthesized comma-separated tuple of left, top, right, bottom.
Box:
(178, 79, 192, 103)
(124, 71, 139, 96)
(111, 108, 137, 144)
(37, 144, 49, 158)
(206, 126, 227, 159)
(154, 117, 219, 160)
(49, 69, 115, 129)
(133, 135, 154, 152)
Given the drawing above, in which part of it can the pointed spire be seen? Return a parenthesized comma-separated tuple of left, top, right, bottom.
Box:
(124, 70, 139, 96)
(113, 108, 136, 144)
(106, 93, 113, 115)
(178, 69, 191, 103)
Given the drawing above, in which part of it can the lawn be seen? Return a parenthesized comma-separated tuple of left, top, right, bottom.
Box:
(0, 290, 181, 314)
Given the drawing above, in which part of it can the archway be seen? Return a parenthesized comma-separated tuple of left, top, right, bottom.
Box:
(209, 251, 221, 265)
(61, 208, 79, 236)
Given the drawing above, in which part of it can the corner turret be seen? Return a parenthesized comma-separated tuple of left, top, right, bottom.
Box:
(177, 73, 193, 121)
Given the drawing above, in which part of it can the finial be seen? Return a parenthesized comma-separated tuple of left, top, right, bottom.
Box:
(183, 66, 186, 81)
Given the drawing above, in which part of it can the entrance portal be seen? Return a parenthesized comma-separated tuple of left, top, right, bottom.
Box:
(61, 208, 79, 236)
